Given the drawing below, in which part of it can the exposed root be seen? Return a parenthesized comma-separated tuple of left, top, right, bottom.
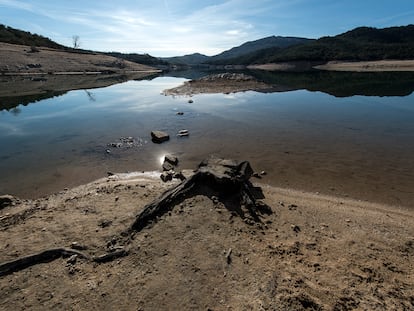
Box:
(0, 158, 270, 277)
(0, 248, 89, 277)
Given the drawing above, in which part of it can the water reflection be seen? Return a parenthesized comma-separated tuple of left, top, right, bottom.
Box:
(0, 72, 159, 111)
(2, 71, 414, 112)
(249, 71, 414, 97)
(0, 72, 414, 208)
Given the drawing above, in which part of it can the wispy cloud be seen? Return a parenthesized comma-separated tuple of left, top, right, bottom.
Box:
(1, 0, 413, 56)
(0, 0, 273, 55)
(0, 0, 34, 11)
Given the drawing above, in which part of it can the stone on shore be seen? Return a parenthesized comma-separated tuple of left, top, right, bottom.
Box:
(0, 195, 19, 209)
(162, 155, 178, 171)
(164, 155, 178, 166)
(151, 131, 170, 143)
(162, 162, 175, 172)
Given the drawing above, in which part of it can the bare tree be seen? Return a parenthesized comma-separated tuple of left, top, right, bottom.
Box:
(72, 35, 80, 49)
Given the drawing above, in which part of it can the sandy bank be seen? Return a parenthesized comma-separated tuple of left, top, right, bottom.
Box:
(163, 72, 273, 96)
(314, 60, 414, 72)
(1, 168, 413, 310)
(248, 60, 414, 72)
(0, 42, 160, 75)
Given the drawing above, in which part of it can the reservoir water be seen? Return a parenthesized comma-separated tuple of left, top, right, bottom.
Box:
(1, 71, 414, 207)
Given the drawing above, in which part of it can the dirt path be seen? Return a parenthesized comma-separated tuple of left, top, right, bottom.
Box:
(1, 168, 413, 310)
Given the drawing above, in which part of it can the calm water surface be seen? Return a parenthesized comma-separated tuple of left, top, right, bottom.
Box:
(1, 72, 414, 207)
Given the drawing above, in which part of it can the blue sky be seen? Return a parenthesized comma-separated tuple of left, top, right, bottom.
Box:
(1, 0, 413, 57)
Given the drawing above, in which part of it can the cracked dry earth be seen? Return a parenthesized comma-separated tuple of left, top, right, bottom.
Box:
(0, 172, 413, 310)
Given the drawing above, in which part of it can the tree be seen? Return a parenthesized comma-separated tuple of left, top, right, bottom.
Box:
(72, 35, 80, 49)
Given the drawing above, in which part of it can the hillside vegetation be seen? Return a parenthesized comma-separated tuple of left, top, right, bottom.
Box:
(208, 25, 414, 65)
(105, 52, 169, 67)
(0, 24, 166, 67)
(162, 53, 210, 65)
(0, 24, 65, 49)
(210, 36, 313, 63)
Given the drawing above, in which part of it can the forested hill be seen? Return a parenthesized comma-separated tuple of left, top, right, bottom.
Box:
(0, 24, 64, 49)
(0, 24, 167, 67)
(210, 36, 313, 62)
(208, 25, 414, 65)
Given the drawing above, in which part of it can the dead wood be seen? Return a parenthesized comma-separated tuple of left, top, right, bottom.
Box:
(0, 246, 130, 277)
(0, 248, 89, 277)
(0, 158, 271, 277)
(129, 157, 272, 233)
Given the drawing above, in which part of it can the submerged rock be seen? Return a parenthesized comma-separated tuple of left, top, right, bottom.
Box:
(151, 131, 170, 143)
(177, 129, 189, 137)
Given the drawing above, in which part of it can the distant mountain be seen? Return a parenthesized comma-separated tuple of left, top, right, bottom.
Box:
(161, 53, 210, 65)
(243, 25, 414, 64)
(0, 24, 64, 49)
(210, 36, 313, 62)
(162, 36, 313, 66)
(105, 52, 169, 67)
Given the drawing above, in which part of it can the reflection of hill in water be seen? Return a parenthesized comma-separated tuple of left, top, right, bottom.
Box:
(2, 70, 414, 111)
(250, 71, 414, 97)
(0, 72, 159, 111)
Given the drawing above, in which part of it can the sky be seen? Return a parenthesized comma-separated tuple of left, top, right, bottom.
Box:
(1, 0, 414, 57)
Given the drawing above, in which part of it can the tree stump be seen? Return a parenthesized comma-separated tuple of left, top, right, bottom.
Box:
(129, 157, 271, 233)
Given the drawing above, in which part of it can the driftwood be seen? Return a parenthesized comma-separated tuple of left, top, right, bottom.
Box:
(129, 157, 271, 233)
(0, 247, 129, 277)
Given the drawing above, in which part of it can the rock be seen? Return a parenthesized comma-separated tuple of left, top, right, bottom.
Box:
(162, 161, 175, 171)
(160, 171, 173, 182)
(225, 248, 232, 264)
(291, 225, 301, 233)
(67, 255, 78, 265)
(188, 99, 193, 103)
(164, 155, 179, 166)
(98, 219, 113, 228)
(27, 63, 42, 68)
(107, 137, 146, 149)
(288, 204, 298, 210)
(162, 155, 178, 171)
(177, 129, 189, 137)
(151, 131, 170, 143)
(0, 195, 18, 209)
(173, 171, 186, 181)
(176, 112, 184, 115)
(252, 172, 262, 179)
(211, 196, 219, 204)
(108, 142, 123, 148)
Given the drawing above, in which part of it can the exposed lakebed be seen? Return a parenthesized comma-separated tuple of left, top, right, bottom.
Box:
(1, 70, 414, 207)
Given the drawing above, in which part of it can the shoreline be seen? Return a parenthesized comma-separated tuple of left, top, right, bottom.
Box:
(2, 69, 162, 76)
(3, 168, 412, 212)
(248, 59, 414, 72)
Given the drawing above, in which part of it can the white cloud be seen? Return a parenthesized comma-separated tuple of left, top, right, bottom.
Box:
(1, 0, 272, 56)
(0, 0, 33, 11)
